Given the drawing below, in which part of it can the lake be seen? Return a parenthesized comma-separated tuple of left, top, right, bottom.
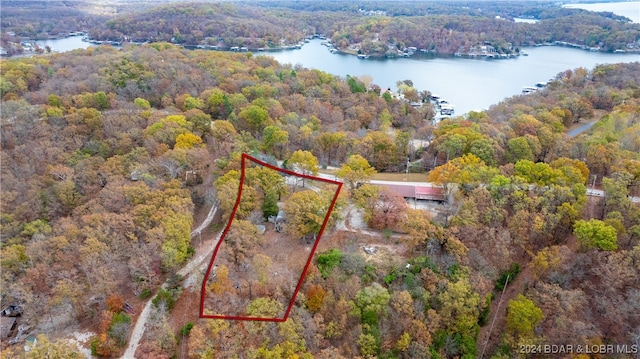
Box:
(36, 1, 639, 115)
(563, 1, 640, 23)
(36, 36, 638, 115)
(35, 35, 95, 53)
(263, 39, 638, 115)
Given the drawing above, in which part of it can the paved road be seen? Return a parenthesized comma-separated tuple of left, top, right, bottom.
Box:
(567, 120, 597, 137)
(319, 171, 639, 202)
(587, 187, 639, 203)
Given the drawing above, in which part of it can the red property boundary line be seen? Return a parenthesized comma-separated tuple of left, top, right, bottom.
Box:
(199, 153, 343, 322)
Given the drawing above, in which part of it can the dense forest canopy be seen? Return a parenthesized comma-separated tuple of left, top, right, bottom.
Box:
(1, 1, 639, 55)
(2, 1, 640, 357)
(85, 2, 639, 53)
(1, 37, 639, 357)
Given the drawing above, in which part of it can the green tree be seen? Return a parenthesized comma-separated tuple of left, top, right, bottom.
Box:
(206, 88, 230, 118)
(93, 91, 110, 110)
(353, 282, 391, 317)
(262, 190, 279, 220)
(438, 277, 480, 334)
(238, 105, 271, 136)
(573, 219, 618, 251)
(261, 125, 289, 157)
(507, 136, 534, 163)
(469, 139, 496, 166)
(316, 248, 342, 279)
(505, 294, 544, 339)
(134, 97, 151, 110)
(182, 94, 203, 111)
(347, 75, 366, 93)
(357, 333, 378, 358)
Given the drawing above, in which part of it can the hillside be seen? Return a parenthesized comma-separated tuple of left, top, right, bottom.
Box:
(1, 42, 639, 358)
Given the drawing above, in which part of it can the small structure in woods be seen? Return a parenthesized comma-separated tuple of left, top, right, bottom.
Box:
(275, 210, 286, 232)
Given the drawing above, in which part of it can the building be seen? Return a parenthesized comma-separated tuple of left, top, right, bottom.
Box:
(375, 183, 446, 202)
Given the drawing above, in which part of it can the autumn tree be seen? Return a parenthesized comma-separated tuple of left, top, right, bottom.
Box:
(211, 120, 237, 142)
(306, 284, 327, 313)
(402, 208, 436, 252)
(368, 188, 408, 232)
(427, 153, 495, 199)
(336, 154, 376, 192)
(209, 264, 231, 294)
(174, 133, 203, 149)
(252, 253, 272, 285)
(106, 294, 125, 313)
(185, 108, 212, 139)
(22, 334, 83, 358)
(532, 246, 563, 280)
(225, 219, 263, 265)
(288, 150, 319, 187)
(246, 297, 284, 334)
(316, 131, 348, 165)
(284, 189, 325, 240)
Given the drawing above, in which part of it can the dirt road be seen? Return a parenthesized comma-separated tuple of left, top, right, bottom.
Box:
(122, 203, 220, 358)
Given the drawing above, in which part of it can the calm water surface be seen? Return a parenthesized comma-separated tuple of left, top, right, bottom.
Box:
(35, 1, 640, 115)
(264, 40, 638, 115)
(35, 35, 94, 52)
(563, 2, 640, 23)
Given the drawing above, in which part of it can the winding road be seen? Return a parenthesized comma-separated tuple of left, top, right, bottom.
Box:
(122, 202, 220, 359)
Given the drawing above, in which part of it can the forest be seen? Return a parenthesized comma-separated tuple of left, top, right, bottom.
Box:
(1, 33, 639, 357)
(1, 1, 639, 56)
(89, 2, 640, 54)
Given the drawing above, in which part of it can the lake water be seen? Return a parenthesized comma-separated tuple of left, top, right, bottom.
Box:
(264, 40, 638, 115)
(563, 2, 640, 23)
(35, 2, 639, 115)
(35, 35, 95, 52)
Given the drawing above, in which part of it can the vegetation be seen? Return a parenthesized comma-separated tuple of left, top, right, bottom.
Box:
(86, 3, 640, 54)
(0, 6, 639, 356)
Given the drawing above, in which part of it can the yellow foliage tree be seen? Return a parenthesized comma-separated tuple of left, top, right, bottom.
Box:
(174, 132, 203, 149)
